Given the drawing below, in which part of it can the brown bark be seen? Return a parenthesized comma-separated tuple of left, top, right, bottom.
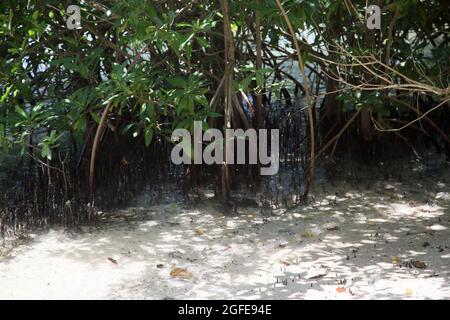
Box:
(255, 0, 264, 131)
(220, 0, 234, 205)
(321, 77, 342, 142)
(360, 0, 381, 142)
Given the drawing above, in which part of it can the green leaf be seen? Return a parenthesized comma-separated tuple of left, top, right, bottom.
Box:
(208, 112, 223, 118)
(32, 10, 39, 20)
(194, 95, 208, 107)
(90, 112, 101, 124)
(15, 106, 28, 119)
(169, 77, 187, 89)
(196, 37, 211, 48)
(144, 128, 154, 146)
(41, 144, 52, 160)
(0, 85, 13, 104)
(256, 73, 265, 88)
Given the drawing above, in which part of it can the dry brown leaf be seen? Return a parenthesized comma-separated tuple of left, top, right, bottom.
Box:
(195, 228, 205, 236)
(170, 267, 193, 279)
(411, 260, 427, 269)
(121, 157, 129, 166)
(336, 287, 346, 293)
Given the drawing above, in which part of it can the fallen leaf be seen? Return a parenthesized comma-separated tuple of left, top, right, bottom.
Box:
(411, 260, 427, 269)
(170, 267, 193, 279)
(422, 241, 431, 248)
(406, 288, 413, 297)
(392, 256, 400, 266)
(156, 264, 164, 269)
(302, 231, 316, 238)
(195, 228, 205, 236)
(107, 257, 118, 265)
(336, 287, 346, 293)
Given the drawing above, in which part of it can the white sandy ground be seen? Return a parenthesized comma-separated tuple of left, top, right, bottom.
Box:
(1, 177, 450, 300)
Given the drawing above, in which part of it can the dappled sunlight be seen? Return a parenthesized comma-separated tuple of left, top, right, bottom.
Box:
(1, 169, 449, 300)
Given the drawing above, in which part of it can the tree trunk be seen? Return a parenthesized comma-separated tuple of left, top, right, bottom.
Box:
(255, 0, 264, 131)
(220, 0, 234, 206)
